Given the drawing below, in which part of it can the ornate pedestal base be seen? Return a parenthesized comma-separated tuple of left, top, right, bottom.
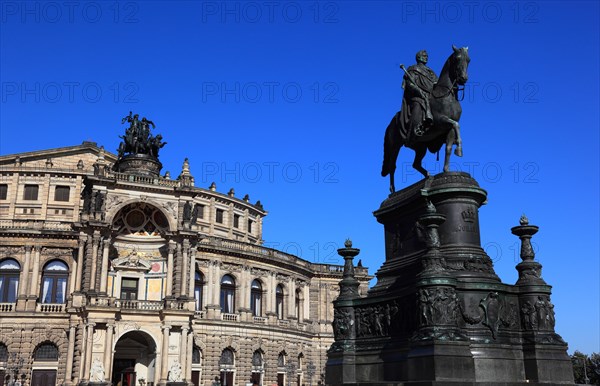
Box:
(114, 154, 163, 177)
(326, 173, 574, 386)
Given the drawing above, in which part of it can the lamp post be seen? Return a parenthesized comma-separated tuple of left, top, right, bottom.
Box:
(306, 362, 316, 386)
(284, 362, 296, 386)
(582, 355, 590, 384)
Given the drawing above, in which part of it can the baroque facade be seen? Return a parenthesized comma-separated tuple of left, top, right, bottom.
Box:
(0, 139, 371, 386)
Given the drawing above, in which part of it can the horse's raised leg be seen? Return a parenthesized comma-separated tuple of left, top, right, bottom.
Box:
(413, 147, 429, 178)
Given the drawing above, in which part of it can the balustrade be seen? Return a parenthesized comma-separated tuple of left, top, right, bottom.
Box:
(37, 303, 65, 313)
(221, 313, 239, 322)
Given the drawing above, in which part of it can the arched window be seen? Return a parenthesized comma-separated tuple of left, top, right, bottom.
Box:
(192, 346, 203, 386)
(34, 343, 59, 361)
(194, 271, 204, 311)
(0, 259, 20, 303)
(277, 352, 286, 386)
(0, 343, 8, 362)
(220, 275, 236, 314)
(192, 346, 202, 364)
(251, 350, 264, 386)
(250, 280, 262, 316)
(252, 351, 263, 367)
(41, 260, 68, 304)
(276, 285, 284, 319)
(220, 348, 234, 366)
(219, 348, 235, 386)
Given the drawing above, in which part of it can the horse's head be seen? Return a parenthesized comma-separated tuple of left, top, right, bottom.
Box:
(451, 45, 470, 85)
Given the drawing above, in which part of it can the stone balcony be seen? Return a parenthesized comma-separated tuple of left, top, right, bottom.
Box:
(81, 295, 192, 314)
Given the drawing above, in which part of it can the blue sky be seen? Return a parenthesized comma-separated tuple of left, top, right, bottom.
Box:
(1, 1, 598, 354)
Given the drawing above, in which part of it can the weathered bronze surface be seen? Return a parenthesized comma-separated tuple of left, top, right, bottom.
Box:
(114, 112, 166, 177)
(327, 173, 574, 385)
(382, 46, 470, 192)
(330, 53, 575, 383)
(117, 112, 167, 159)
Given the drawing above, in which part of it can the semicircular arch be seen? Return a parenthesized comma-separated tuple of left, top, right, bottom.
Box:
(107, 200, 177, 235)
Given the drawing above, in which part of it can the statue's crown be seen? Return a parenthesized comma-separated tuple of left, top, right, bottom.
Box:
(461, 209, 476, 223)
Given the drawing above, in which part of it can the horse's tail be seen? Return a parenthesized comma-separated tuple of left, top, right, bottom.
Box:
(381, 113, 402, 177)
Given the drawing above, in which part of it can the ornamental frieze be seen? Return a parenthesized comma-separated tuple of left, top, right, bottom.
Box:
(42, 247, 73, 257)
(105, 194, 126, 209)
(0, 246, 23, 257)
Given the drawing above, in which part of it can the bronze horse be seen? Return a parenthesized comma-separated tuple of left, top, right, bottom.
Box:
(381, 46, 470, 192)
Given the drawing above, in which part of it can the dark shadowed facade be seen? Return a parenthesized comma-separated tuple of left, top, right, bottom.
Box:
(326, 173, 574, 385)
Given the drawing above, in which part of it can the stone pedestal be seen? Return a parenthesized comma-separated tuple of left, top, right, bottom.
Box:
(166, 382, 188, 386)
(114, 154, 162, 177)
(326, 173, 574, 386)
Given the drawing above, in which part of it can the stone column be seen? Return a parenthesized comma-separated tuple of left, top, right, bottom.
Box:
(186, 332, 194, 382)
(188, 248, 196, 298)
(267, 271, 276, 316)
(208, 198, 215, 235)
(205, 260, 214, 307)
(19, 245, 32, 296)
(99, 237, 110, 293)
(104, 323, 115, 380)
(75, 235, 86, 292)
(90, 231, 101, 291)
(83, 322, 96, 381)
(213, 261, 221, 305)
(179, 327, 189, 379)
(239, 267, 249, 311)
(175, 243, 183, 297)
(166, 241, 176, 298)
(206, 260, 221, 319)
(28, 246, 41, 304)
(288, 279, 296, 319)
(160, 326, 171, 382)
(16, 245, 32, 311)
(65, 324, 77, 386)
(303, 285, 310, 322)
(78, 324, 88, 380)
(181, 239, 190, 297)
(69, 247, 78, 295)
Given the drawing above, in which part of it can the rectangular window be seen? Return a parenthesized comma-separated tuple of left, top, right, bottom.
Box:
(0, 184, 7, 200)
(233, 214, 240, 228)
(247, 220, 253, 233)
(54, 186, 70, 202)
(216, 209, 224, 224)
(23, 185, 39, 201)
(120, 278, 139, 300)
(196, 204, 204, 220)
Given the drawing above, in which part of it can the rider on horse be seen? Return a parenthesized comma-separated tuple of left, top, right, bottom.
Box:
(400, 50, 438, 146)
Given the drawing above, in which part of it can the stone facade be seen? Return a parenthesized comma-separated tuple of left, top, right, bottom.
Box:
(0, 142, 371, 386)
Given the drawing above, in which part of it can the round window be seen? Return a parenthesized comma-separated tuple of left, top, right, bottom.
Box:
(125, 209, 146, 229)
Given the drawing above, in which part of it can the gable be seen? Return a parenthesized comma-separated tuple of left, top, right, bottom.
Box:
(0, 141, 118, 174)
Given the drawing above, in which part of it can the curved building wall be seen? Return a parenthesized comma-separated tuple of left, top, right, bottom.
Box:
(0, 143, 371, 386)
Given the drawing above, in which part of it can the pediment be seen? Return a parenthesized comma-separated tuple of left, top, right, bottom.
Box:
(112, 254, 152, 271)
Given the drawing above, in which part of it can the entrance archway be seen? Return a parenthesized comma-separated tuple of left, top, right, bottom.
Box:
(112, 331, 157, 386)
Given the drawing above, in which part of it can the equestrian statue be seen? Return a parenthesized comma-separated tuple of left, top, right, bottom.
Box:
(381, 45, 470, 193)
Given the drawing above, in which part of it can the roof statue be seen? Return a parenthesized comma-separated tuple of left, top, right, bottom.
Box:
(117, 111, 167, 159)
(382, 45, 470, 192)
